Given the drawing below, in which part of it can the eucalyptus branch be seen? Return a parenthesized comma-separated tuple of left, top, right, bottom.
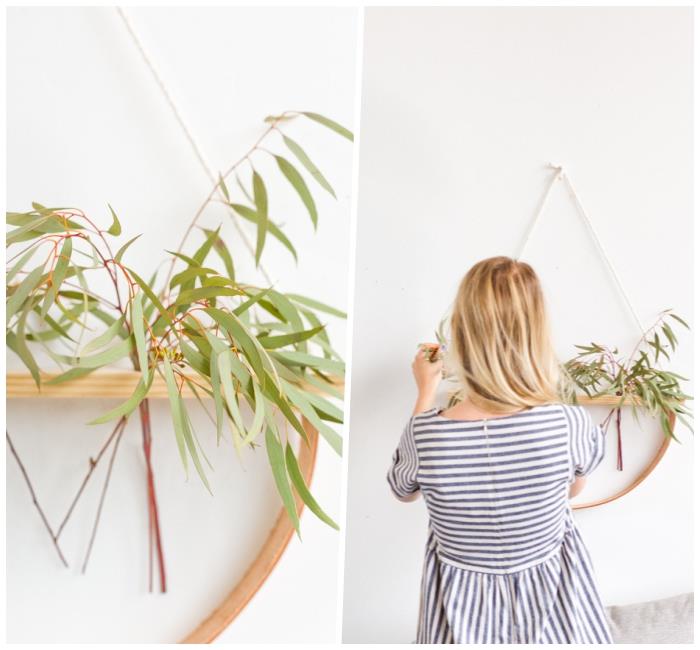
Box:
(161, 113, 292, 295)
(7, 109, 352, 585)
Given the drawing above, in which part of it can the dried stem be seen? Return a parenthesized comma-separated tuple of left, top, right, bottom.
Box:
(81, 418, 126, 573)
(6, 431, 69, 568)
(55, 417, 127, 540)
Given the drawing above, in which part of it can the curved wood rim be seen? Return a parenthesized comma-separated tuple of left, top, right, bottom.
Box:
(181, 417, 319, 643)
(572, 411, 674, 510)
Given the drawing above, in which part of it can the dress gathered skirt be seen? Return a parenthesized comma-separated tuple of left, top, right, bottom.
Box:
(387, 404, 613, 644)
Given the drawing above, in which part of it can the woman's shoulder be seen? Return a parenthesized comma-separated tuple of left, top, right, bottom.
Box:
(411, 407, 442, 423)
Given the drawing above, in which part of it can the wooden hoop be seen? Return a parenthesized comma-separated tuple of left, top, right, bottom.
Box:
(572, 410, 674, 511)
(181, 418, 319, 643)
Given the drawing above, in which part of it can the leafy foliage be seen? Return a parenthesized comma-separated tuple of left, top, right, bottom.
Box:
(6, 111, 351, 533)
(562, 310, 693, 440)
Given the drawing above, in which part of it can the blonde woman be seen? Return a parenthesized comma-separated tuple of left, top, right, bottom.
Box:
(387, 256, 612, 644)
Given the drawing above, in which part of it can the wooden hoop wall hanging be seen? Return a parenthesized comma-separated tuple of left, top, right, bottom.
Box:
(7, 8, 347, 644)
(6, 372, 324, 643)
(517, 164, 676, 511)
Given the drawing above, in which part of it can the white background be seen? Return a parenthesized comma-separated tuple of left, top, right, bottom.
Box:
(6, 6, 356, 643)
(342, 7, 694, 643)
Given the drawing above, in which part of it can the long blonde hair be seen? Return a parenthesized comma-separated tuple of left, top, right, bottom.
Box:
(448, 256, 562, 413)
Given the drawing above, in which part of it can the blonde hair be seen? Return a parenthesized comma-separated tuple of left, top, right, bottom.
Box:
(448, 256, 562, 413)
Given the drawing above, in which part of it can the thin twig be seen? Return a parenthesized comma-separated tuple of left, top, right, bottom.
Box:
(81, 419, 126, 573)
(55, 417, 127, 540)
(6, 431, 69, 568)
(160, 114, 293, 296)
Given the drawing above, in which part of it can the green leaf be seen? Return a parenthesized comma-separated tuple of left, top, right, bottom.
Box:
(233, 287, 274, 317)
(162, 355, 189, 472)
(202, 227, 236, 281)
(46, 366, 97, 385)
(88, 373, 153, 424)
(205, 307, 265, 382)
(265, 424, 300, 535)
(127, 267, 174, 325)
(7, 324, 41, 388)
(6, 214, 53, 245)
(207, 338, 225, 443)
(304, 390, 344, 423)
(260, 325, 325, 349)
(174, 285, 241, 307)
(7, 266, 45, 325)
(81, 315, 126, 354)
(179, 339, 210, 377)
(41, 236, 73, 318)
(166, 250, 199, 267)
(274, 155, 318, 229)
(668, 312, 690, 329)
(55, 337, 132, 368)
(131, 292, 149, 383)
(193, 226, 221, 266)
(252, 171, 268, 266)
(242, 380, 266, 445)
(114, 234, 142, 263)
(273, 350, 344, 375)
(301, 111, 353, 141)
(218, 350, 246, 443)
(170, 266, 218, 289)
(106, 204, 122, 236)
(229, 203, 297, 262)
(31, 309, 76, 343)
(7, 246, 39, 284)
(286, 293, 346, 318)
(282, 380, 342, 454)
(282, 135, 336, 198)
(218, 173, 230, 201)
(285, 442, 339, 530)
(180, 400, 213, 493)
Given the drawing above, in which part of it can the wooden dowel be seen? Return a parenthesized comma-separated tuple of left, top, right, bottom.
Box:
(6, 371, 343, 399)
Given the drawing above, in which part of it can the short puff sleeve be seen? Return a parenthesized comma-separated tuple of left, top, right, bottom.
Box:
(387, 417, 420, 499)
(565, 404, 606, 481)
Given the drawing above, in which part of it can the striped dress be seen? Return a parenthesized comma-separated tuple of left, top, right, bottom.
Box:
(387, 403, 613, 644)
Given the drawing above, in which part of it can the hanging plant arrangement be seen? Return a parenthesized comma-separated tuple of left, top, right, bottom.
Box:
(562, 309, 693, 470)
(6, 110, 352, 593)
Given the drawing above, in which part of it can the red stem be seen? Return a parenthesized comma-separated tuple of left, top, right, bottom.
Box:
(616, 407, 623, 471)
(139, 399, 167, 593)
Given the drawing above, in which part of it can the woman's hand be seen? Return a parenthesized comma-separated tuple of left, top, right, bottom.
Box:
(412, 343, 444, 415)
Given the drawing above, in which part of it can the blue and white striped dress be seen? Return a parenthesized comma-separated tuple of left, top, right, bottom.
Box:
(387, 403, 613, 644)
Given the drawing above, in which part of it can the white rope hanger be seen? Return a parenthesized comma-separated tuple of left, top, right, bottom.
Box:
(115, 6, 274, 286)
(516, 164, 647, 336)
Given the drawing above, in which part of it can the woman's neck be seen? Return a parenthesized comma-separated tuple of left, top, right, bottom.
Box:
(440, 398, 526, 420)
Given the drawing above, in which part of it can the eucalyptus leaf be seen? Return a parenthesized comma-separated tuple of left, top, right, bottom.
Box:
(282, 135, 336, 199)
(285, 442, 339, 530)
(301, 111, 353, 141)
(274, 155, 318, 229)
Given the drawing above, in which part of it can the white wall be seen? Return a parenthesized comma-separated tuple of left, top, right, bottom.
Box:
(6, 6, 357, 643)
(343, 7, 693, 643)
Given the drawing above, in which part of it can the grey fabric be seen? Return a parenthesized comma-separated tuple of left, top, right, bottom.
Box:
(605, 593, 694, 644)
